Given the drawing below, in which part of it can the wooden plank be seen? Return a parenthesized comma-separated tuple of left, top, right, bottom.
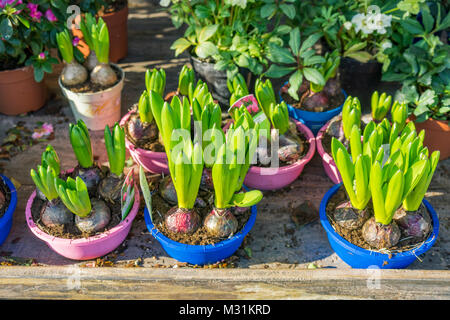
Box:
(0, 267, 448, 299)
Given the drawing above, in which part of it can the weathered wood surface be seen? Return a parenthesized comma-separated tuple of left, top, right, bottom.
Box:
(0, 267, 449, 299)
(0, 0, 448, 300)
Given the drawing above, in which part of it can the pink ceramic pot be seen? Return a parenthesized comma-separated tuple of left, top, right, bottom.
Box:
(243, 119, 316, 190)
(120, 111, 169, 175)
(25, 172, 140, 260)
(316, 120, 342, 184)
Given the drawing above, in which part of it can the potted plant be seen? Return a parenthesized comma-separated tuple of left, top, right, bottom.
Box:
(140, 95, 263, 265)
(70, 0, 128, 62)
(26, 120, 139, 260)
(266, 28, 347, 134)
(225, 78, 316, 190)
(382, 2, 450, 159)
(289, 0, 424, 106)
(0, 174, 17, 245)
(57, 16, 125, 131)
(320, 111, 440, 269)
(316, 92, 408, 184)
(0, 0, 70, 115)
(121, 66, 217, 174)
(164, 0, 290, 106)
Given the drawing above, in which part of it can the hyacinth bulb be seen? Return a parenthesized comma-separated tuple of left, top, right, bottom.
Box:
(40, 200, 73, 228)
(126, 112, 158, 143)
(98, 173, 123, 204)
(334, 201, 371, 230)
(61, 61, 88, 86)
(159, 175, 177, 204)
(75, 166, 101, 195)
(165, 206, 200, 234)
(204, 208, 238, 238)
(90, 63, 118, 87)
(302, 91, 329, 112)
(85, 51, 99, 71)
(323, 77, 341, 98)
(394, 207, 431, 239)
(362, 217, 401, 249)
(75, 198, 111, 233)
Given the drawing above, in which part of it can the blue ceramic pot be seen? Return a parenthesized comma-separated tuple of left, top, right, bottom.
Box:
(0, 175, 17, 245)
(279, 81, 347, 135)
(144, 204, 257, 265)
(320, 183, 439, 269)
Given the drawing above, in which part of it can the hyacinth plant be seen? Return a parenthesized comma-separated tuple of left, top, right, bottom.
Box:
(69, 119, 101, 194)
(341, 96, 362, 141)
(98, 123, 127, 203)
(56, 29, 88, 86)
(331, 114, 440, 249)
(55, 176, 111, 233)
(228, 73, 249, 107)
(178, 65, 195, 97)
(145, 68, 166, 98)
(254, 77, 305, 163)
(57, 15, 117, 88)
(79, 12, 99, 71)
(371, 91, 392, 122)
(155, 96, 204, 234)
(30, 146, 72, 229)
(204, 125, 263, 238)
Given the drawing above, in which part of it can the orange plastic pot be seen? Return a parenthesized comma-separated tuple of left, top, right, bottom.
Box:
(0, 65, 47, 115)
(410, 116, 450, 160)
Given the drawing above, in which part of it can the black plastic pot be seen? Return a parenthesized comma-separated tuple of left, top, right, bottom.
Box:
(190, 55, 254, 108)
(339, 57, 382, 109)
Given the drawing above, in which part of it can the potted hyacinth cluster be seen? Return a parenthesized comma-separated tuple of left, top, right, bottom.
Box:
(26, 120, 139, 260)
(0, 0, 70, 115)
(139, 90, 263, 265)
(316, 91, 408, 184)
(57, 14, 124, 130)
(226, 77, 316, 190)
(0, 173, 17, 245)
(320, 107, 440, 268)
(121, 65, 217, 174)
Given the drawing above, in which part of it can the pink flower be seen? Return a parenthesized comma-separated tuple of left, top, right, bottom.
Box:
(38, 52, 46, 60)
(0, 0, 22, 8)
(45, 9, 57, 22)
(27, 2, 42, 21)
(32, 123, 53, 140)
(72, 36, 80, 47)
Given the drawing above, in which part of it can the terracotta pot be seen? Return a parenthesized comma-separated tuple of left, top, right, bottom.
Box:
(411, 117, 450, 160)
(72, 6, 128, 63)
(0, 65, 47, 115)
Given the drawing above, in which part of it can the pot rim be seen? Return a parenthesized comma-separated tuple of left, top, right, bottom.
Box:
(316, 116, 338, 164)
(320, 183, 439, 259)
(25, 168, 140, 246)
(58, 63, 125, 96)
(144, 194, 257, 252)
(0, 64, 34, 75)
(247, 118, 316, 174)
(0, 175, 18, 229)
(120, 110, 167, 157)
(100, 3, 129, 17)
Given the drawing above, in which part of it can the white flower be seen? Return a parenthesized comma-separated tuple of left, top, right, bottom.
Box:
(159, 0, 171, 7)
(343, 21, 353, 30)
(225, 0, 247, 9)
(352, 13, 373, 34)
(381, 40, 392, 51)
